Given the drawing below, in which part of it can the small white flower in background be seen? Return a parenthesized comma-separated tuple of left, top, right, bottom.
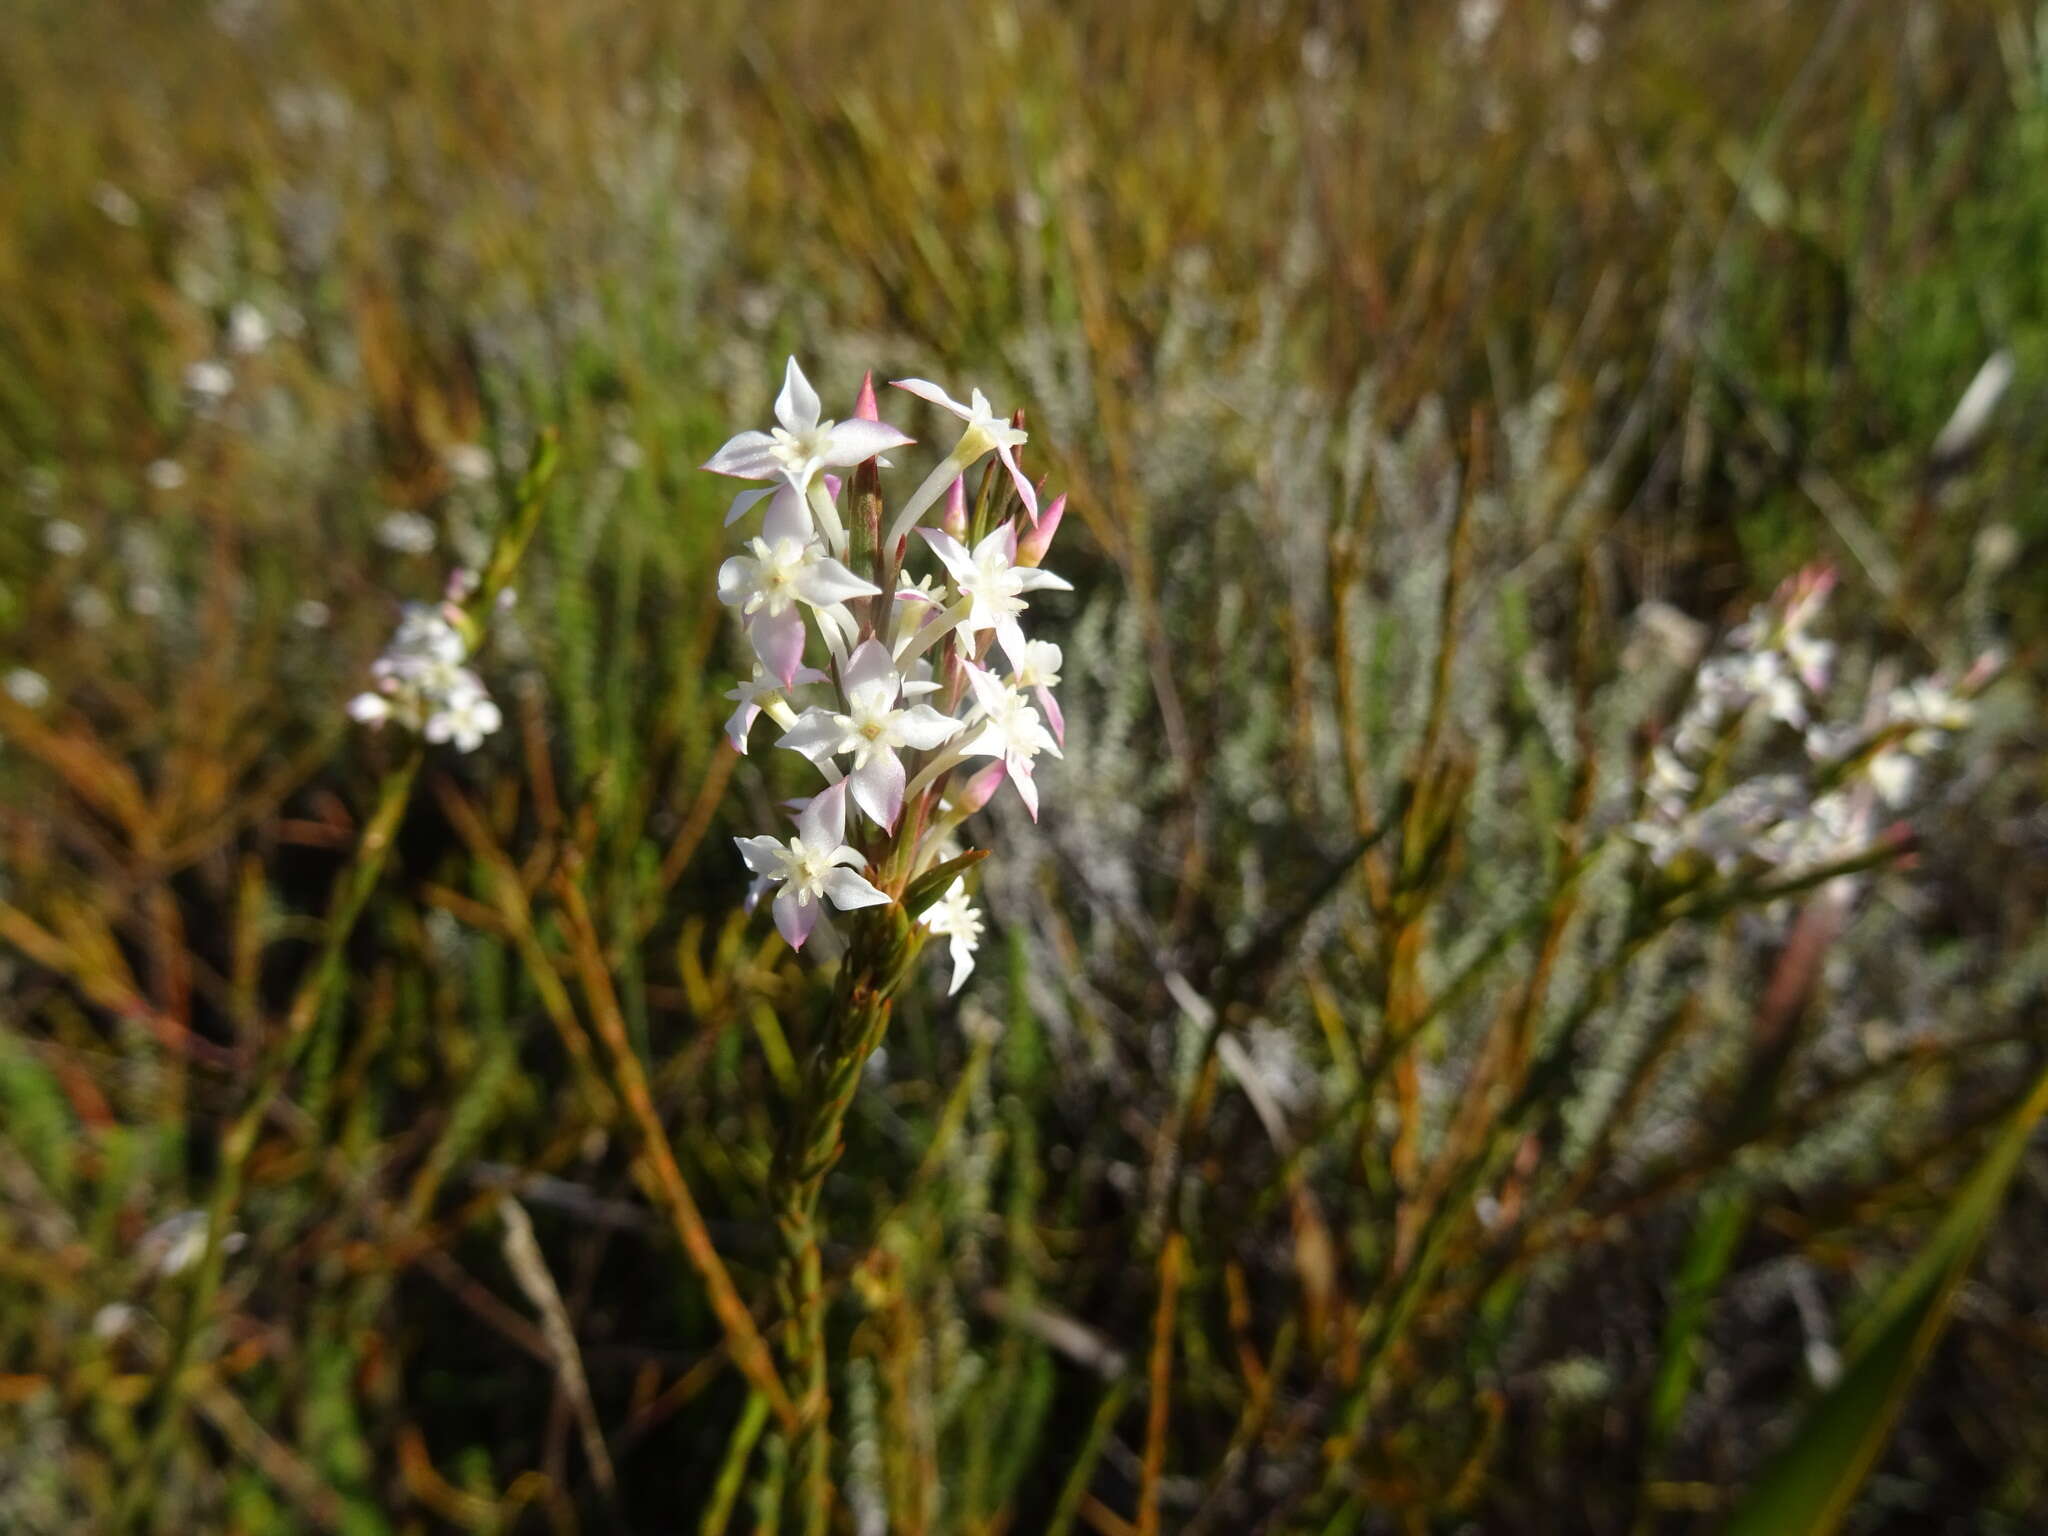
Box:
(145, 458, 187, 491)
(93, 182, 141, 227)
(349, 601, 503, 754)
(711, 358, 1070, 997)
(139, 1210, 244, 1279)
(5, 668, 50, 709)
(42, 519, 88, 557)
(376, 510, 438, 555)
(919, 877, 984, 995)
(227, 301, 271, 355)
(733, 779, 891, 951)
(424, 676, 503, 753)
(1636, 563, 1991, 877)
(293, 598, 332, 629)
(184, 358, 233, 401)
(445, 443, 494, 484)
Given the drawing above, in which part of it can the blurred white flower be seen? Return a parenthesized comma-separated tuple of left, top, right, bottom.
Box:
(145, 458, 187, 491)
(375, 511, 438, 555)
(42, 520, 88, 557)
(184, 359, 233, 401)
(227, 302, 272, 354)
(424, 675, 503, 753)
(5, 668, 50, 708)
(293, 598, 332, 629)
(92, 182, 141, 227)
(445, 443, 494, 484)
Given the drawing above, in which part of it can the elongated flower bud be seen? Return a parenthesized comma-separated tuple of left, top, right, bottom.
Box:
(1016, 492, 1065, 567)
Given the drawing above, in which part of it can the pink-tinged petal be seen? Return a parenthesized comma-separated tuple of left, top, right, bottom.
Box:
(776, 708, 845, 762)
(774, 888, 819, 950)
(797, 777, 849, 848)
(954, 759, 1007, 813)
(942, 476, 969, 539)
(724, 698, 762, 753)
(703, 430, 779, 479)
(854, 371, 880, 421)
(1017, 493, 1064, 566)
(794, 556, 883, 606)
(918, 527, 977, 583)
(775, 357, 820, 434)
(744, 874, 772, 913)
(791, 663, 833, 686)
(724, 486, 774, 527)
(1038, 685, 1065, 747)
(761, 484, 811, 542)
(890, 378, 970, 418)
(823, 866, 892, 911)
(850, 748, 906, 831)
(841, 637, 897, 697)
(822, 418, 913, 467)
(734, 835, 786, 877)
(748, 607, 806, 685)
(894, 704, 961, 751)
(994, 440, 1038, 522)
(893, 583, 939, 609)
(1009, 759, 1041, 821)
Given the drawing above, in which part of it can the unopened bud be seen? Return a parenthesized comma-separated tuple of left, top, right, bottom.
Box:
(854, 370, 880, 422)
(953, 759, 1008, 815)
(1016, 493, 1065, 567)
(942, 476, 969, 540)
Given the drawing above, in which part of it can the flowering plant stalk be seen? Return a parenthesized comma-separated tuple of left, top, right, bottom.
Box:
(704, 360, 1069, 1524)
(123, 433, 558, 1523)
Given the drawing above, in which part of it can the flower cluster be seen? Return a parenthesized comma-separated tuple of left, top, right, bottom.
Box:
(347, 575, 505, 753)
(707, 359, 1071, 992)
(1630, 565, 1992, 878)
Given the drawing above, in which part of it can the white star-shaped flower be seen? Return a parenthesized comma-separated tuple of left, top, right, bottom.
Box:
(732, 779, 891, 951)
(777, 639, 961, 830)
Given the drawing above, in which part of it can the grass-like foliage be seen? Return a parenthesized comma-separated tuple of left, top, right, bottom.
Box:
(1, 2, 2045, 1531)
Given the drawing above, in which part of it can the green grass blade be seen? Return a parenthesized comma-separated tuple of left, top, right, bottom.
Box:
(1726, 1061, 2048, 1536)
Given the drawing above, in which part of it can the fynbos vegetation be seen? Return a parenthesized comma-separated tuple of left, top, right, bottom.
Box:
(1, 3, 2044, 1532)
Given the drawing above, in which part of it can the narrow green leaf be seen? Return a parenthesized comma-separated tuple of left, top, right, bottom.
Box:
(1726, 1062, 2048, 1536)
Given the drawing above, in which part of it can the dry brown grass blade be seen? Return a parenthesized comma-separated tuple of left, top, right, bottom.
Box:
(549, 867, 798, 1431)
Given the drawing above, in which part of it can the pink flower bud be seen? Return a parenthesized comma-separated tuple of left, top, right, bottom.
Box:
(953, 759, 1008, 815)
(942, 476, 969, 540)
(854, 370, 880, 422)
(1016, 493, 1064, 567)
